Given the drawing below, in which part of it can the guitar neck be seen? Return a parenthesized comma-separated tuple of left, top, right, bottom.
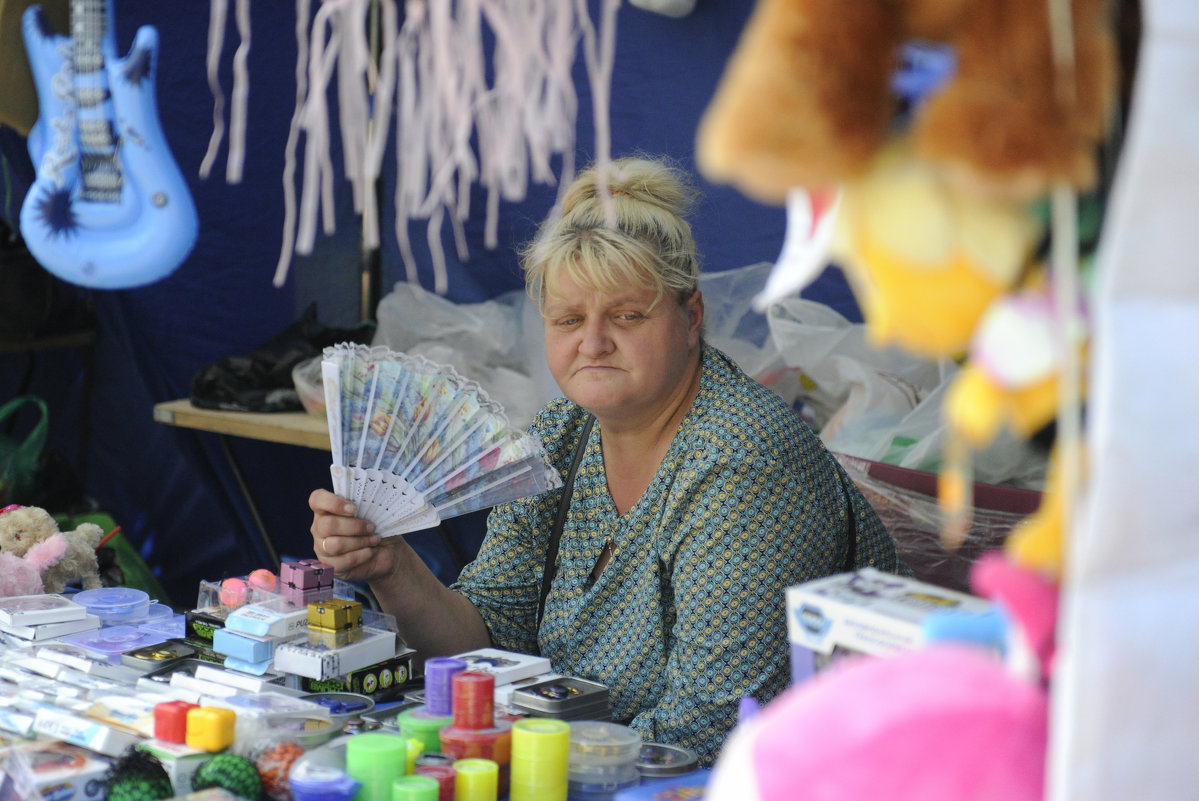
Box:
(71, 0, 122, 202)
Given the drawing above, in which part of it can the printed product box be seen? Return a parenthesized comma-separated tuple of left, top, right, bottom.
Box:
(785, 567, 994, 681)
(299, 650, 415, 703)
(0, 740, 112, 801)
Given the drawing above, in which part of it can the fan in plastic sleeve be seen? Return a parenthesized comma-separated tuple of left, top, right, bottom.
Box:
(321, 343, 563, 536)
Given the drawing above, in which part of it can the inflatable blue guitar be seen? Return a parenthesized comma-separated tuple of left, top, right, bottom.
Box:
(19, 0, 198, 289)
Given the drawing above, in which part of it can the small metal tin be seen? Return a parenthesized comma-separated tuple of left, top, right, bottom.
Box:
(510, 676, 609, 719)
(360, 698, 422, 732)
(341, 715, 382, 735)
(120, 640, 196, 671)
(636, 742, 698, 777)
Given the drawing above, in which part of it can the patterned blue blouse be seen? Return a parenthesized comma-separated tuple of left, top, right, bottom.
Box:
(452, 346, 907, 763)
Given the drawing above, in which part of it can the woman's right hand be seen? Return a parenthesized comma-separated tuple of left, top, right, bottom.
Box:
(308, 488, 404, 583)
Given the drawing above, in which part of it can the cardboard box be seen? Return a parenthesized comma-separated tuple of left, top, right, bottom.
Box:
(273, 628, 396, 680)
(299, 650, 415, 702)
(307, 625, 363, 649)
(0, 740, 112, 801)
(212, 628, 276, 663)
(0, 595, 87, 627)
(224, 602, 307, 639)
(32, 706, 141, 757)
(450, 648, 552, 686)
(785, 567, 994, 681)
(185, 609, 228, 643)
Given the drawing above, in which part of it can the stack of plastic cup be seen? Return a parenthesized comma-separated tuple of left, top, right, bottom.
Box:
(439, 672, 512, 796)
(399, 707, 453, 756)
(566, 721, 642, 800)
(412, 762, 454, 801)
(452, 758, 499, 801)
(509, 717, 571, 801)
(425, 658, 468, 716)
(391, 774, 439, 801)
(399, 657, 465, 753)
(345, 733, 408, 801)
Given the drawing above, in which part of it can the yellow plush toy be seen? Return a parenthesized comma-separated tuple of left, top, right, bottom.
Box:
(829, 138, 1043, 358)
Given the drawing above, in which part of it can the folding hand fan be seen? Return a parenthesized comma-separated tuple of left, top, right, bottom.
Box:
(321, 343, 563, 536)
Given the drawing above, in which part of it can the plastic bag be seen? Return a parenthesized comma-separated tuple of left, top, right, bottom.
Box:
(291, 356, 326, 416)
(373, 282, 550, 430)
(191, 304, 374, 412)
(0, 395, 48, 506)
(766, 296, 1046, 488)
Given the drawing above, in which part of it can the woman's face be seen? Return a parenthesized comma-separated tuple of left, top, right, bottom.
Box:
(543, 269, 703, 423)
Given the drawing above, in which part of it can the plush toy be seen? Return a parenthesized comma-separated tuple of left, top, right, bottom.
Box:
(0, 505, 104, 593)
(0, 530, 67, 597)
(1002, 442, 1079, 580)
(708, 551, 1058, 801)
(828, 138, 1044, 358)
(696, 0, 1119, 205)
(708, 644, 1048, 801)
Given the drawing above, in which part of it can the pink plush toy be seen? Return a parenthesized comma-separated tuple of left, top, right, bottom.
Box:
(0, 531, 68, 597)
(708, 551, 1055, 801)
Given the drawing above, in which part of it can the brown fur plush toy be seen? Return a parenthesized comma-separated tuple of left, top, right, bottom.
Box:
(696, 0, 1118, 204)
(0, 505, 104, 593)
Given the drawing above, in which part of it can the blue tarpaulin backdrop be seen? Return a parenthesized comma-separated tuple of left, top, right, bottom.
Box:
(0, 0, 861, 605)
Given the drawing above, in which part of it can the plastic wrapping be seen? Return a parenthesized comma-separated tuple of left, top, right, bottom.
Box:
(836, 453, 1040, 592)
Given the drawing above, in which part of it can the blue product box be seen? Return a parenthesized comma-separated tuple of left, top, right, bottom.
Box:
(212, 628, 275, 663)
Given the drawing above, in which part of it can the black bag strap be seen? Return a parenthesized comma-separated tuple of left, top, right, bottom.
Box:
(537, 413, 596, 628)
(837, 467, 858, 572)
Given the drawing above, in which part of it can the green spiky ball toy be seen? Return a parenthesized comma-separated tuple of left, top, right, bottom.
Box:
(192, 752, 263, 799)
(104, 749, 174, 801)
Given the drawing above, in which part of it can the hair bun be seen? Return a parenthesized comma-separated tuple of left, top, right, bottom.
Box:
(561, 157, 695, 219)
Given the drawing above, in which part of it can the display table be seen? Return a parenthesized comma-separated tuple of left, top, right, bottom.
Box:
(153, 399, 331, 568)
(152, 399, 331, 451)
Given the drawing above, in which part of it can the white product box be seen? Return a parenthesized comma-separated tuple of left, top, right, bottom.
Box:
(451, 647, 553, 686)
(32, 706, 141, 757)
(0, 595, 87, 627)
(35, 645, 143, 685)
(168, 673, 240, 700)
(273, 628, 397, 680)
(193, 663, 290, 695)
(85, 692, 161, 737)
(0, 700, 39, 738)
(786, 567, 994, 661)
(0, 614, 101, 642)
(224, 601, 308, 639)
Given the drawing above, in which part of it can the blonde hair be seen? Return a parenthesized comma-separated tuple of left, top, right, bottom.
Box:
(522, 156, 702, 312)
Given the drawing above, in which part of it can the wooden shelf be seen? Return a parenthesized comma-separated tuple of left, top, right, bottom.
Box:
(153, 398, 331, 451)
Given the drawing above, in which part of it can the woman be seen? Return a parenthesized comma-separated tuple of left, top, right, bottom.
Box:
(309, 156, 909, 763)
